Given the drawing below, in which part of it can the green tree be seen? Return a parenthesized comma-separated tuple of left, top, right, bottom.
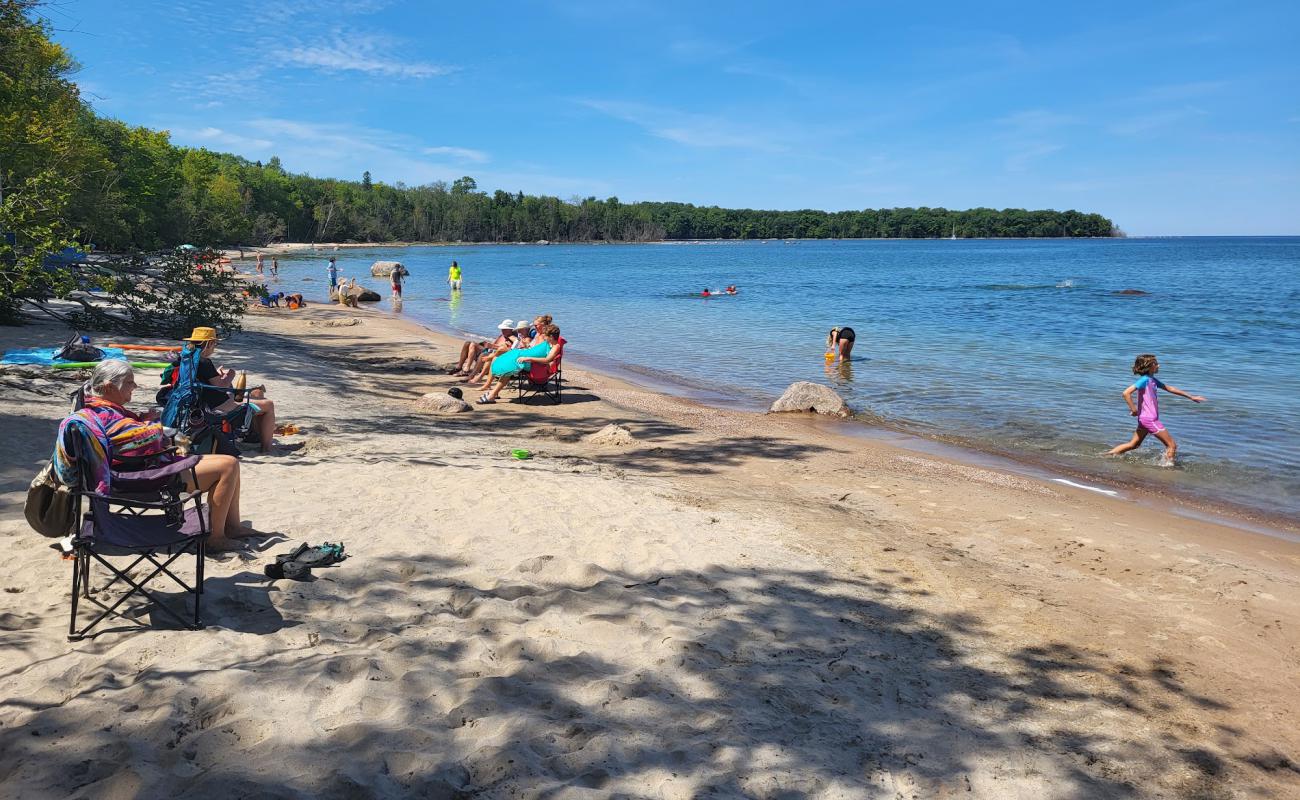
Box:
(0, 0, 86, 322)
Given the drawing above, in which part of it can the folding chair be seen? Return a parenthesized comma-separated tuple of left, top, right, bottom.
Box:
(158, 344, 258, 456)
(515, 338, 565, 405)
(64, 428, 210, 640)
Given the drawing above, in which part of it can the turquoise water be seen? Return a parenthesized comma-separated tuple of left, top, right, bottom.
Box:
(269, 238, 1300, 520)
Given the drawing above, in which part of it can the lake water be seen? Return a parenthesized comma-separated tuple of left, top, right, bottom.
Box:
(269, 237, 1300, 521)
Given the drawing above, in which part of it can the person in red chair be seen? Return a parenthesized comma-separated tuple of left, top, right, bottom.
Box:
(477, 324, 562, 404)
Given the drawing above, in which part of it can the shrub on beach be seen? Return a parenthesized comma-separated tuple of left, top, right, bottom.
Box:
(57, 248, 247, 338)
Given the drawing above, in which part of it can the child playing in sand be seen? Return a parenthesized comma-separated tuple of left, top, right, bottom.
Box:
(1107, 353, 1206, 465)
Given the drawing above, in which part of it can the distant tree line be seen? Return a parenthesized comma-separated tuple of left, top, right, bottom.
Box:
(1, 1, 1114, 320)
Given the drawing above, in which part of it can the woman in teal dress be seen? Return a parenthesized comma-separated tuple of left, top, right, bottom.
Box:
(477, 324, 562, 404)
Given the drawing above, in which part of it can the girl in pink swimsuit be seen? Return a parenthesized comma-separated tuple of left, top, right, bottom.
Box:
(1106, 353, 1207, 464)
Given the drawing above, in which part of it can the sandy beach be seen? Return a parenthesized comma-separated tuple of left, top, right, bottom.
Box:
(1, 303, 1297, 799)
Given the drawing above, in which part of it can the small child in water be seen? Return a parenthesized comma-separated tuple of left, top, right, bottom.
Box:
(1107, 353, 1206, 465)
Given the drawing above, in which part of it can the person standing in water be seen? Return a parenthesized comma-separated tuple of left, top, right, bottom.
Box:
(255, 253, 264, 275)
(391, 265, 404, 297)
(448, 261, 463, 292)
(327, 256, 339, 299)
(270, 257, 278, 276)
(827, 327, 856, 361)
(1107, 353, 1206, 465)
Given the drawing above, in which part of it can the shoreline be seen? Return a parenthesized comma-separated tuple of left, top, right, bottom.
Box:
(357, 300, 1300, 540)
(2, 302, 1297, 796)
(225, 234, 1130, 259)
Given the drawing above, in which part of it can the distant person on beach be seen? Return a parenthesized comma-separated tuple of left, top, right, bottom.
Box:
(270, 257, 278, 276)
(448, 261, 463, 291)
(255, 253, 264, 275)
(327, 257, 339, 298)
(1106, 353, 1206, 465)
(827, 327, 855, 361)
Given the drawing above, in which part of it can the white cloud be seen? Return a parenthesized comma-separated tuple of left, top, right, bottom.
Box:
(578, 99, 786, 153)
(170, 126, 274, 151)
(1108, 106, 1208, 136)
(1005, 143, 1063, 173)
(422, 146, 490, 163)
(283, 47, 455, 79)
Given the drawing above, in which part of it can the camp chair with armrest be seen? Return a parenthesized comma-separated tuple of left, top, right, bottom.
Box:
(63, 426, 209, 640)
(515, 337, 565, 405)
(159, 344, 262, 456)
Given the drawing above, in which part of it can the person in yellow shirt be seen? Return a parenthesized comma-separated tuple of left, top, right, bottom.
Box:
(448, 261, 463, 292)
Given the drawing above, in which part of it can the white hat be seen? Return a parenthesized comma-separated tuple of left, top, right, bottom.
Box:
(498, 319, 514, 330)
(514, 318, 531, 329)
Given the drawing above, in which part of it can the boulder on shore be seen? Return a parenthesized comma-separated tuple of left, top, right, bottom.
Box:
(370, 260, 406, 277)
(768, 381, 851, 417)
(354, 289, 382, 302)
(414, 392, 472, 414)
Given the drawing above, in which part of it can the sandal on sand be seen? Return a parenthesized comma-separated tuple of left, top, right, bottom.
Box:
(265, 542, 347, 580)
(477, 393, 495, 404)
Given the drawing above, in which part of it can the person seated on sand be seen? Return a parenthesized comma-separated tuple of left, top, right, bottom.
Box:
(453, 319, 516, 377)
(476, 324, 562, 404)
(338, 277, 359, 308)
(183, 326, 278, 453)
(469, 318, 533, 386)
(527, 314, 553, 345)
(69, 360, 249, 551)
(472, 316, 554, 389)
(285, 293, 306, 309)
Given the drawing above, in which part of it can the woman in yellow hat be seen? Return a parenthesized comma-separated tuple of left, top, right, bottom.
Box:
(182, 327, 278, 453)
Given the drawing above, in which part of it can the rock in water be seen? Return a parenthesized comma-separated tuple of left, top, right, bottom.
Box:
(355, 289, 382, 302)
(768, 382, 851, 417)
(584, 423, 636, 446)
(415, 392, 472, 414)
(1113, 288, 1149, 296)
(370, 260, 406, 277)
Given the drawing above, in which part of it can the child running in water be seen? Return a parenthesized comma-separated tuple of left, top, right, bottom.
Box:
(1107, 353, 1206, 465)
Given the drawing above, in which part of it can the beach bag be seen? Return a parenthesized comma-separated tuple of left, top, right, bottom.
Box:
(24, 464, 77, 538)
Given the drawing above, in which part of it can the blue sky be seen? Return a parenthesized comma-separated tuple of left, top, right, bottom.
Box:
(49, 0, 1299, 234)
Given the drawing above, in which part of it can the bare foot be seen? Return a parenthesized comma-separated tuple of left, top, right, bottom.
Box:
(206, 535, 245, 552)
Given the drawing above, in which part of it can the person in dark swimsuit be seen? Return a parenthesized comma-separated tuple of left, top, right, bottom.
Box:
(828, 326, 856, 361)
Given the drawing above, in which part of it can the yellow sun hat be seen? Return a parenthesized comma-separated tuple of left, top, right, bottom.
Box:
(183, 326, 218, 343)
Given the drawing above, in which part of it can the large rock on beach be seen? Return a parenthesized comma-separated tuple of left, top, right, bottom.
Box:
(415, 392, 472, 414)
(354, 289, 382, 302)
(370, 260, 406, 277)
(768, 381, 851, 417)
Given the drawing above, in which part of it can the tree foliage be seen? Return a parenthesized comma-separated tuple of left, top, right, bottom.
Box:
(58, 249, 247, 338)
(0, 0, 84, 322)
